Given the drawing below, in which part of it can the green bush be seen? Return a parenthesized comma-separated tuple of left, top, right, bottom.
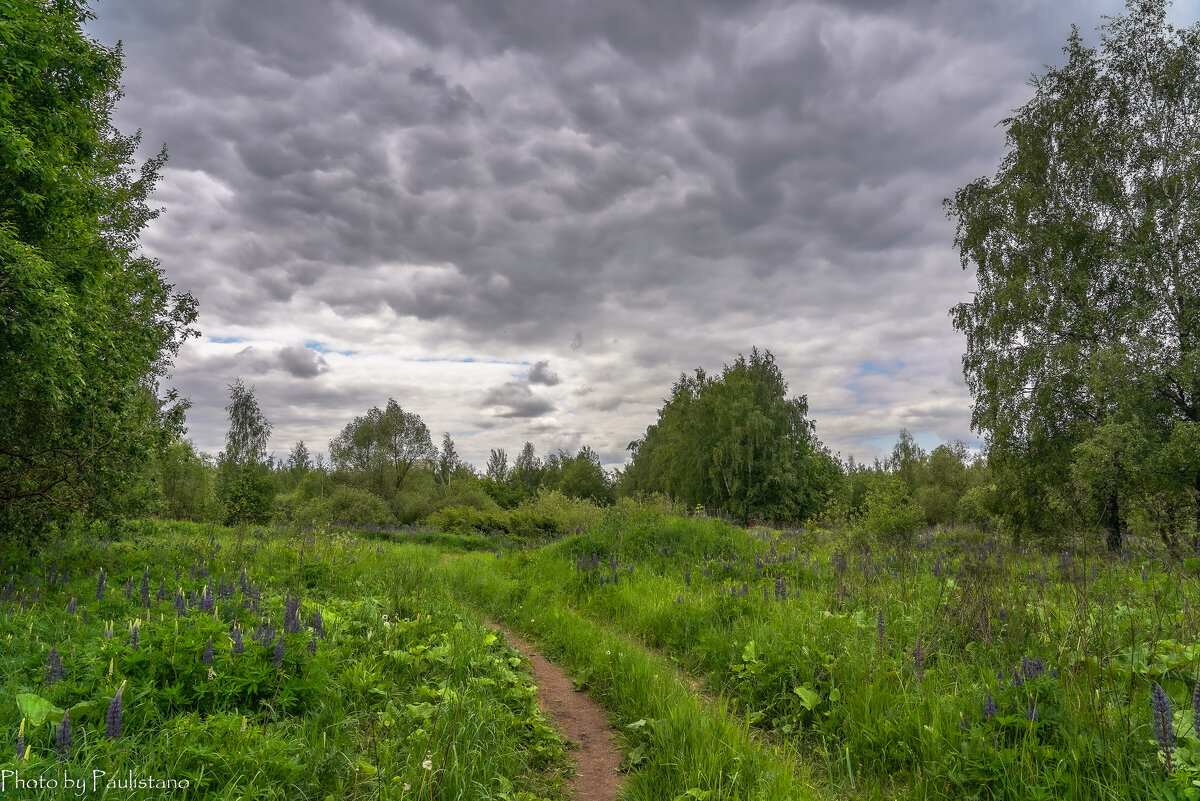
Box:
(955, 483, 1000, 531)
(216, 463, 275, 526)
(859, 475, 925, 544)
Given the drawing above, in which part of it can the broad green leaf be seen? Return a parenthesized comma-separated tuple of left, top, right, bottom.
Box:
(16, 693, 62, 727)
(793, 685, 821, 711)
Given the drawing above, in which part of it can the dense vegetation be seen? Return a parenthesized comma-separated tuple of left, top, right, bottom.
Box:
(0, 0, 197, 539)
(3, 0, 1200, 798)
(0, 521, 569, 799)
(438, 508, 1200, 800)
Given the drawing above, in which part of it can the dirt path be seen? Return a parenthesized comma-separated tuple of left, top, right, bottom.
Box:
(488, 622, 624, 801)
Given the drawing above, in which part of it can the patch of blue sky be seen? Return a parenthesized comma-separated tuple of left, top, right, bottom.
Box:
(855, 359, 904, 376)
(415, 357, 530, 365)
(304, 341, 357, 356)
(210, 336, 245, 344)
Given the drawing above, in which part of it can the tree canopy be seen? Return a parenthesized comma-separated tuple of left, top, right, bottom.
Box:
(329, 399, 436, 496)
(0, 0, 197, 536)
(623, 348, 839, 522)
(947, 0, 1200, 547)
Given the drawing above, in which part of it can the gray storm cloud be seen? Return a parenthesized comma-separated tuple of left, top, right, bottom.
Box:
(86, 0, 1148, 466)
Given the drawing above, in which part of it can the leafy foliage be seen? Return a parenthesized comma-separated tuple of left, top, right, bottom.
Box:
(0, 0, 197, 537)
(624, 348, 839, 522)
(947, 0, 1200, 547)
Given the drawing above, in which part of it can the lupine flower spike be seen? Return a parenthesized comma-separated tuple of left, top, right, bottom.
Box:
(56, 709, 71, 759)
(1152, 683, 1175, 772)
(106, 681, 126, 740)
(44, 647, 63, 685)
(1193, 681, 1200, 737)
(16, 718, 25, 760)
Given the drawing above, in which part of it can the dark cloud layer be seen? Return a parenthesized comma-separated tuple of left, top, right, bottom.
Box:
(85, 0, 1165, 466)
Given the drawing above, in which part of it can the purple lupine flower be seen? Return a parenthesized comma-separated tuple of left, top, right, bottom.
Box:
(310, 609, 325, 640)
(997, 607, 1008, 622)
(199, 586, 214, 614)
(308, 630, 318, 656)
(189, 561, 197, 581)
(984, 692, 996, 720)
(130, 623, 139, 650)
(66, 597, 77, 615)
(231, 627, 245, 655)
(684, 568, 691, 586)
(1021, 657, 1045, 680)
(105, 683, 125, 739)
(175, 589, 187, 618)
(156, 579, 167, 601)
(56, 709, 71, 759)
(284, 593, 302, 634)
(96, 569, 106, 601)
(16, 718, 24, 760)
(1193, 682, 1200, 737)
(202, 637, 214, 665)
(913, 641, 926, 682)
(140, 567, 150, 608)
(1152, 683, 1175, 772)
(877, 610, 885, 645)
(1026, 697, 1038, 721)
(1142, 567, 1149, 582)
(124, 577, 134, 599)
(44, 647, 63, 685)
(273, 635, 285, 668)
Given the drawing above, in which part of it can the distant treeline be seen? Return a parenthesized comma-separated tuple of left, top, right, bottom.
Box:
(136, 349, 998, 547)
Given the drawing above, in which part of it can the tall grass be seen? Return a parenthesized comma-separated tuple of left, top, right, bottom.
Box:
(443, 506, 1200, 800)
(0, 521, 569, 799)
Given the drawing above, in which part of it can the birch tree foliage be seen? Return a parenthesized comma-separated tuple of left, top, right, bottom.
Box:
(947, 0, 1200, 545)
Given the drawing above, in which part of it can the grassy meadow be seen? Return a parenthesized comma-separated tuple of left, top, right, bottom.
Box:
(2, 509, 1197, 800)
(0, 521, 568, 800)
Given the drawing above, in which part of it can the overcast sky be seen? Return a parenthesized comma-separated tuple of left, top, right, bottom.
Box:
(87, 0, 1195, 470)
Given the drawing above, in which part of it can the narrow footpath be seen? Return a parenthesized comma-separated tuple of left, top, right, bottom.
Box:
(488, 622, 624, 801)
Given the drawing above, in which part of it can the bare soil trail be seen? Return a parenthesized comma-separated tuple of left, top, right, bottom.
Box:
(488, 621, 624, 801)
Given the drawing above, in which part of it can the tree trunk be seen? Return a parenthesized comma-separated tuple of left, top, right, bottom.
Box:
(1103, 490, 1123, 552)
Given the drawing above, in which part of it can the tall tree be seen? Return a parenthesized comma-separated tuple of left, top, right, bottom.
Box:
(625, 348, 839, 522)
(947, 0, 1200, 547)
(0, 0, 198, 536)
(286, 441, 312, 473)
(509, 441, 543, 499)
(329, 399, 435, 494)
(216, 379, 274, 525)
(221, 379, 272, 467)
(434, 433, 459, 494)
(485, 448, 509, 482)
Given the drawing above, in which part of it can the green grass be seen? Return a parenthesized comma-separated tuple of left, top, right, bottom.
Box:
(438, 506, 1200, 800)
(436, 552, 816, 801)
(6, 510, 1198, 800)
(0, 520, 569, 800)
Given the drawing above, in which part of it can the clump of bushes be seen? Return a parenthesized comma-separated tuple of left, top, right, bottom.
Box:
(422, 490, 607, 541)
